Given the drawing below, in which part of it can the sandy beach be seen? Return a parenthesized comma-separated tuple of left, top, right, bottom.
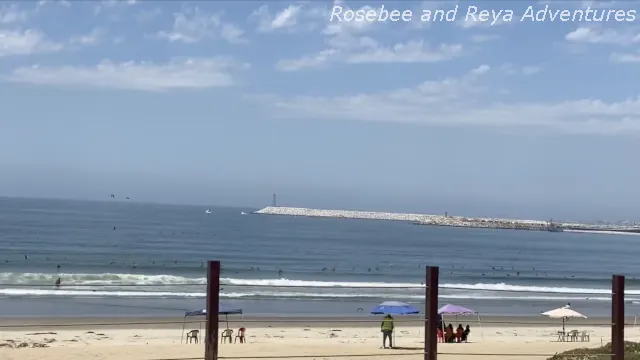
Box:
(0, 316, 635, 360)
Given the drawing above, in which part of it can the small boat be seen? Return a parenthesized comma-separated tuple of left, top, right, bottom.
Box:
(205, 209, 211, 214)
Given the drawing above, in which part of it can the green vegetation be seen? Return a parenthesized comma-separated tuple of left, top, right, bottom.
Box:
(547, 341, 640, 359)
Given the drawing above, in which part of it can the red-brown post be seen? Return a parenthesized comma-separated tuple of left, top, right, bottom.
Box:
(425, 266, 439, 360)
(612, 274, 625, 360)
(205, 261, 221, 360)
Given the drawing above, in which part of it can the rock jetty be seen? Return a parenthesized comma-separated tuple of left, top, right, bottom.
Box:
(255, 206, 430, 222)
(254, 207, 552, 231)
(254, 207, 640, 233)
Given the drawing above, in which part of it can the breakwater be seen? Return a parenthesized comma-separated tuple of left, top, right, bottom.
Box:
(254, 207, 640, 234)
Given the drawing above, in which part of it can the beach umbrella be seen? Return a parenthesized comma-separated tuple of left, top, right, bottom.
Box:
(181, 304, 243, 343)
(371, 301, 420, 315)
(541, 304, 586, 333)
(438, 304, 476, 316)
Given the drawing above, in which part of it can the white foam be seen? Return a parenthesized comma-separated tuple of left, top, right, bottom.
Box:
(223, 278, 628, 296)
(221, 277, 421, 288)
(564, 229, 640, 236)
(0, 288, 205, 297)
(0, 272, 631, 300)
(220, 291, 619, 302)
(0, 288, 622, 302)
(0, 272, 206, 286)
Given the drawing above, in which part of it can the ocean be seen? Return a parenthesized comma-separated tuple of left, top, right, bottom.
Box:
(1, 196, 639, 319)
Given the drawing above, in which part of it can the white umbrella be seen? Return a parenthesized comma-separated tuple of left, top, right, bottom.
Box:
(541, 304, 587, 333)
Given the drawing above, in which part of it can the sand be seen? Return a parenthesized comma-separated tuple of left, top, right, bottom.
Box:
(0, 316, 636, 360)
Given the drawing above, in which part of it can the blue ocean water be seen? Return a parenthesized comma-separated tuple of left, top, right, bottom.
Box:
(1, 196, 639, 318)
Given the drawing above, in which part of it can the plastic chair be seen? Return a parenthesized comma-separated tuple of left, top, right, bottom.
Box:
(221, 329, 233, 343)
(581, 331, 590, 342)
(235, 327, 246, 343)
(568, 330, 579, 342)
(186, 330, 199, 344)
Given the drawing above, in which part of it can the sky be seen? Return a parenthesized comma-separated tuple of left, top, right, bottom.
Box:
(1, 0, 640, 221)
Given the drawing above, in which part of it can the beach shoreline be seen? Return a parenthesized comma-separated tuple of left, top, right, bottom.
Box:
(0, 314, 625, 330)
(0, 314, 633, 360)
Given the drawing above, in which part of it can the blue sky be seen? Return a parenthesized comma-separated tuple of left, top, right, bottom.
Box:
(1, 0, 640, 221)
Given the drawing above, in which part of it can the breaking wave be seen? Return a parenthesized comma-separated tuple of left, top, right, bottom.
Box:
(0, 272, 632, 302)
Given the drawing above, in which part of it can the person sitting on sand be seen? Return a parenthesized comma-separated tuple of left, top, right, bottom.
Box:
(456, 324, 464, 342)
(380, 314, 394, 349)
(461, 325, 471, 342)
(445, 324, 454, 343)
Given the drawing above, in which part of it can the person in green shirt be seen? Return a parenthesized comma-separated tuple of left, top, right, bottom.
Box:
(381, 314, 394, 348)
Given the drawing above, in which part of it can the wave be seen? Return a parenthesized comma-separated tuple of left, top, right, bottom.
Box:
(221, 278, 632, 296)
(0, 272, 633, 301)
(564, 229, 640, 236)
(0, 288, 624, 302)
(0, 272, 207, 286)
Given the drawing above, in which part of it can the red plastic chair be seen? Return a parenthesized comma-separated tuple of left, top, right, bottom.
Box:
(437, 328, 444, 343)
(235, 327, 246, 343)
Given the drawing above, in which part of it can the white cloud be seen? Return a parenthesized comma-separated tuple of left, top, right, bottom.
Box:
(0, 26, 112, 57)
(36, 0, 71, 10)
(94, 0, 137, 15)
(157, 7, 245, 44)
(611, 52, 640, 63)
(470, 64, 490, 75)
(346, 41, 462, 64)
(0, 4, 27, 23)
(5, 57, 250, 92)
(0, 29, 63, 56)
(273, 0, 460, 71)
(112, 36, 125, 45)
(578, 1, 621, 9)
(499, 63, 543, 76)
(522, 65, 543, 75)
(538, 0, 622, 9)
(250, 4, 303, 32)
(271, 5, 301, 29)
(68, 28, 106, 46)
(470, 34, 500, 43)
(566, 27, 640, 46)
(252, 65, 640, 135)
(136, 8, 161, 23)
(276, 49, 339, 71)
(276, 38, 462, 71)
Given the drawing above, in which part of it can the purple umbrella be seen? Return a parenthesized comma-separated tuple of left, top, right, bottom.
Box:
(438, 304, 476, 315)
(437, 304, 484, 342)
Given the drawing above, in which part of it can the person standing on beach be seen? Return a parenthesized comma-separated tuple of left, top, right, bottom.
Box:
(380, 314, 394, 349)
